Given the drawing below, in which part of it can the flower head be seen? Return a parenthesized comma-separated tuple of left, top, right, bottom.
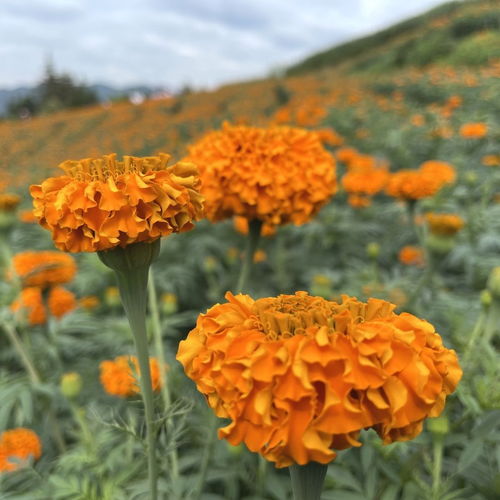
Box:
(0, 193, 21, 212)
(425, 213, 464, 236)
(11, 286, 76, 325)
(184, 123, 336, 226)
(12, 251, 76, 289)
(30, 153, 204, 252)
(459, 122, 488, 139)
(399, 246, 425, 266)
(100, 355, 162, 397)
(386, 161, 455, 201)
(177, 292, 461, 468)
(0, 428, 42, 473)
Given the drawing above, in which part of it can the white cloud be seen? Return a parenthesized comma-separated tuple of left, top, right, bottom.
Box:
(0, 0, 445, 90)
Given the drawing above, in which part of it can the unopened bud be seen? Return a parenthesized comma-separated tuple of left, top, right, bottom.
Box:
(161, 293, 178, 316)
(366, 242, 380, 259)
(487, 267, 500, 299)
(60, 372, 82, 399)
(427, 415, 449, 436)
(480, 290, 492, 308)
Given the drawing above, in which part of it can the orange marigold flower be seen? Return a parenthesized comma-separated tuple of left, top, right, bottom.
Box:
(19, 209, 38, 223)
(425, 213, 464, 236)
(11, 286, 76, 325)
(177, 292, 461, 468)
(386, 161, 455, 201)
(233, 216, 276, 237)
(342, 167, 389, 197)
(184, 124, 336, 226)
(12, 251, 76, 289)
(0, 428, 42, 472)
(100, 355, 162, 397)
(459, 122, 488, 139)
(48, 286, 77, 318)
(336, 147, 359, 166)
(30, 153, 204, 252)
(315, 128, 344, 147)
(79, 295, 100, 310)
(399, 246, 425, 266)
(482, 154, 500, 167)
(11, 288, 46, 325)
(0, 193, 21, 212)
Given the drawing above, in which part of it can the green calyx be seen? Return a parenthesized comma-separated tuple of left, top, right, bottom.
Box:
(289, 461, 328, 500)
(98, 239, 161, 273)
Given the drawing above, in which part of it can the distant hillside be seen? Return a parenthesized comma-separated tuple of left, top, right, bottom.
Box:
(286, 0, 500, 76)
(0, 84, 166, 116)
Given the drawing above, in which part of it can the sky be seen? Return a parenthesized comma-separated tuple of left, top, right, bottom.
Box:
(0, 0, 446, 91)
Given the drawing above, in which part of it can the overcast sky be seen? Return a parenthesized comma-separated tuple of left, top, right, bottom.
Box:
(1, 0, 446, 91)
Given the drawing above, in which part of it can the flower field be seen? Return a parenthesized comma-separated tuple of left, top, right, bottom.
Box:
(1, 2, 500, 499)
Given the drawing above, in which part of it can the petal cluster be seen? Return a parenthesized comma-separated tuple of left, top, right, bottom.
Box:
(386, 161, 455, 200)
(425, 213, 464, 236)
(184, 123, 336, 226)
(12, 251, 76, 288)
(100, 355, 162, 397)
(0, 428, 42, 473)
(30, 153, 204, 252)
(11, 286, 76, 325)
(177, 292, 461, 468)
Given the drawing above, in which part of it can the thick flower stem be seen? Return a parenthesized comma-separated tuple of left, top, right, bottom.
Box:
(148, 269, 179, 480)
(115, 266, 158, 500)
(289, 462, 328, 500)
(431, 436, 444, 499)
(236, 219, 263, 293)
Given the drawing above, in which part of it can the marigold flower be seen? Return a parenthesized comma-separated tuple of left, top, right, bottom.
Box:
(399, 246, 425, 266)
(183, 123, 336, 226)
(482, 154, 500, 167)
(0, 193, 21, 212)
(30, 153, 204, 252)
(48, 286, 77, 318)
(425, 213, 464, 236)
(19, 209, 38, 223)
(0, 428, 42, 473)
(336, 147, 359, 166)
(386, 161, 455, 201)
(177, 292, 461, 468)
(342, 167, 389, 197)
(79, 295, 100, 310)
(11, 251, 76, 289)
(11, 286, 76, 324)
(347, 194, 371, 208)
(100, 355, 162, 397)
(459, 122, 488, 139)
(315, 128, 344, 147)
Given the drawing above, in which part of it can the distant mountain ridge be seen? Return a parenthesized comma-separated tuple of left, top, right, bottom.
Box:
(0, 84, 166, 116)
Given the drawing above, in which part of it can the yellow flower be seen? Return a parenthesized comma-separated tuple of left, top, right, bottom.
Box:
(177, 292, 461, 468)
(184, 123, 336, 226)
(30, 153, 204, 252)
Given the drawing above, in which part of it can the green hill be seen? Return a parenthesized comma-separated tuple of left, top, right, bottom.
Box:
(286, 0, 500, 76)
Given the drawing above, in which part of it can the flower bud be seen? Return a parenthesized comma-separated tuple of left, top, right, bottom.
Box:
(105, 286, 120, 307)
(203, 256, 217, 273)
(161, 293, 178, 316)
(366, 242, 380, 259)
(427, 415, 449, 436)
(487, 267, 500, 299)
(426, 234, 455, 255)
(60, 372, 82, 399)
(480, 290, 492, 309)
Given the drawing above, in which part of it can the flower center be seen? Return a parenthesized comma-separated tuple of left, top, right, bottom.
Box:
(60, 153, 172, 181)
(252, 292, 337, 340)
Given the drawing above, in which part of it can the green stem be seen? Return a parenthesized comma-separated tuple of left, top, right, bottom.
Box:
(2, 321, 66, 453)
(289, 462, 328, 500)
(236, 219, 263, 293)
(431, 436, 443, 499)
(2, 322, 41, 383)
(462, 310, 486, 366)
(148, 268, 180, 480)
(192, 412, 218, 500)
(115, 265, 158, 500)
